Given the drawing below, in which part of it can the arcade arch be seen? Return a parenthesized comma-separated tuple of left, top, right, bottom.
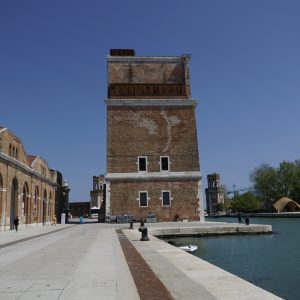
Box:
(49, 191, 53, 219)
(43, 189, 47, 225)
(33, 187, 39, 223)
(22, 182, 30, 224)
(0, 128, 66, 230)
(10, 177, 18, 227)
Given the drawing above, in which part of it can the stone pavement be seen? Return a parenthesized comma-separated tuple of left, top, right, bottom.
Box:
(0, 221, 282, 300)
(123, 225, 282, 300)
(0, 224, 74, 248)
(0, 223, 139, 300)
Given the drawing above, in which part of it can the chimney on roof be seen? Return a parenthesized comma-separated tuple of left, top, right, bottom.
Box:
(110, 49, 135, 56)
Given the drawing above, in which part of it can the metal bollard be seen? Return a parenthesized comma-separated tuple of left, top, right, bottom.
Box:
(129, 221, 133, 229)
(138, 226, 149, 241)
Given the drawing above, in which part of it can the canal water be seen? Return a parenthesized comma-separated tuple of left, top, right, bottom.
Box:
(162, 217, 300, 300)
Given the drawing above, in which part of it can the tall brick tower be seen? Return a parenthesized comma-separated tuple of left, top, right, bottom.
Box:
(105, 49, 203, 222)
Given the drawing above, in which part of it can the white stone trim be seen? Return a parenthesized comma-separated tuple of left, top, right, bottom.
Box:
(106, 171, 201, 181)
(160, 156, 170, 172)
(105, 99, 198, 107)
(0, 127, 7, 134)
(30, 156, 39, 168)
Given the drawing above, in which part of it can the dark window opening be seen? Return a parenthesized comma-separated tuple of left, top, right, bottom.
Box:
(139, 192, 148, 207)
(139, 157, 147, 171)
(162, 191, 170, 206)
(161, 157, 169, 171)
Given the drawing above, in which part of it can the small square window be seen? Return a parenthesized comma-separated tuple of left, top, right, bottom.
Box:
(139, 192, 148, 207)
(162, 191, 171, 206)
(160, 156, 169, 171)
(138, 157, 147, 172)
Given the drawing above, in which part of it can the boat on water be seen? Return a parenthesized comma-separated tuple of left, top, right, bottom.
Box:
(179, 245, 198, 252)
(168, 241, 198, 252)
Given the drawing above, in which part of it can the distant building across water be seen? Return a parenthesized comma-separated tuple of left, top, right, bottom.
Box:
(205, 173, 225, 215)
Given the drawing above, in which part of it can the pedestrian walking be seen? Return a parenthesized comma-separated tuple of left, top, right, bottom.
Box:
(13, 216, 19, 232)
(245, 215, 250, 225)
(51, 215, 57, 226)
(79, 215, 84, 224)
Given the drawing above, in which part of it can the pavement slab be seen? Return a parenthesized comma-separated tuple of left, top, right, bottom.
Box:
(0, 221, 282, 300)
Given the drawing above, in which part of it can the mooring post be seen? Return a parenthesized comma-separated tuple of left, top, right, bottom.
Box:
(138, 218, 149, 241)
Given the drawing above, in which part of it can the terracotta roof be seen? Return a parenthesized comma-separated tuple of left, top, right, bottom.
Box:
(27, 155, 37, 166)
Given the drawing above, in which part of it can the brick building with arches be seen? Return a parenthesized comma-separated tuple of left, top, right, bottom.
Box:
(0, 127, 68, 231)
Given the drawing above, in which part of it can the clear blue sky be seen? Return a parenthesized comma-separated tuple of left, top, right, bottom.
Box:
(1, 0, 300, 201)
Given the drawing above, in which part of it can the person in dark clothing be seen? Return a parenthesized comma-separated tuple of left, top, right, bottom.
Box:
(245, 215, 250, 225)
(237, 211, 243, 224)
(13, 216, 19, 232)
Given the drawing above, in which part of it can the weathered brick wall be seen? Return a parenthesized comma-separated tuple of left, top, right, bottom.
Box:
(0, 129, 58, 230)
(31, 156, 54, 180)
(108, 56, 190, 99)
(1, 130, 29, 165)
(106, 53, 201, 222)
(0, 161, 56, 228)
(109, 180, 199, 222)
(108, 61, 185, 85)
(107, 106, 200, 173)
(69, 202, 90, 217)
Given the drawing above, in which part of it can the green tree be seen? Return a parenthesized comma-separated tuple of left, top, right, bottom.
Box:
(250, 160, 300, 210)
(277, 161, 297, 198)
(214, 202, 224, 214)
(290, 160, 300, 202)
(230, 192, 261, 213)
(223, 199, 233, 213)
(250, 163, 278, 209)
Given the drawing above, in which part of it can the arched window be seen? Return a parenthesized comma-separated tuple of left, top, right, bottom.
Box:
(12, 146, 15, 158)
(9, 144, 12, 156)
(16, 148, 18, 160)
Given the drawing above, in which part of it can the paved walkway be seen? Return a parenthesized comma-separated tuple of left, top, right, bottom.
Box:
(124, 226, 282, 300)
(0, 223, 139, 300)
(0, 221, 282, 300)
(0, 224, 74, 248)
